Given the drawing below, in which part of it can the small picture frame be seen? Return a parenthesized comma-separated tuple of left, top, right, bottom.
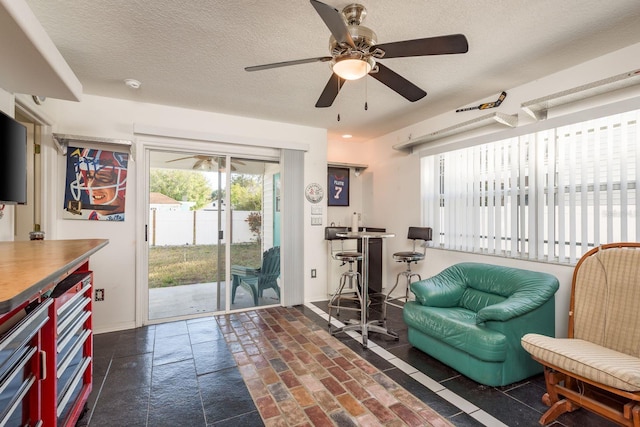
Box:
(327, 167, 349, 206)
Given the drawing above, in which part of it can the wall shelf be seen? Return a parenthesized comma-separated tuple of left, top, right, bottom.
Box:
(393, 112, 518, 153)
(328, 161, 368, 176)
(521, 69, 640, 120)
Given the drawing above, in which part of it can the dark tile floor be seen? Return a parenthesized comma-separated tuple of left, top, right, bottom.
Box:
(80, 298, 616, 426)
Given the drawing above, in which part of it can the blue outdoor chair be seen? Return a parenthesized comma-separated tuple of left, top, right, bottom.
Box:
(231, 246, 280, 306)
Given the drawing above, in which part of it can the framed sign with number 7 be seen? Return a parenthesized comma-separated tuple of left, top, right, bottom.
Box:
(327, 167, 349, 206)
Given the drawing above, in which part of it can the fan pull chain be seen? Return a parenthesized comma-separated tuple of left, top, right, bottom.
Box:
(364, 76, 368, 111)
(337, 75, 343, 121)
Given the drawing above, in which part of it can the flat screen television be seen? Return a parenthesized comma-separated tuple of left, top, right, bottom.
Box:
(0, 110, 27, 205)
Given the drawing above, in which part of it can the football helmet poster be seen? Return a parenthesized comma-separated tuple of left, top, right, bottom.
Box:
(63, 147, 128, 221)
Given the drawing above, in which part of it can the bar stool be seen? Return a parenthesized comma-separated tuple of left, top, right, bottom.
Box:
(383, 226, 432, 321)
(324, 227, 366, 331)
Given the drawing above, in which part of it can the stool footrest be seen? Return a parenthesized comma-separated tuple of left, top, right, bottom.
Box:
(328, 268, 365, 329)
(383, 269, 422, 321)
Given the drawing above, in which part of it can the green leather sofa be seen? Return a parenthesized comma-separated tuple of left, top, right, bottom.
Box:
(403, 262, 559, 386)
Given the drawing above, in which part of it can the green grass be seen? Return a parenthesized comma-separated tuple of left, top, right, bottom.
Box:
(148, 243, 261, 288)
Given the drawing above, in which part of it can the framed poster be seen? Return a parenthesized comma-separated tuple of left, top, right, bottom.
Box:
(63, 146, 129, 221)
(327, 167, 349, 206)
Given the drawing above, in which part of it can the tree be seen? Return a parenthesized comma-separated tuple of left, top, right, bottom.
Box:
(230, 174, 262, 210)
(245, 211, 262, 243)
(150, 169, 212, 210)
(211, 188, 225, 202)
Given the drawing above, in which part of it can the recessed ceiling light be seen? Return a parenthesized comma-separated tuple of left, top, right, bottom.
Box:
(342, 134, 353, 139)
(124, 78, 141, 89)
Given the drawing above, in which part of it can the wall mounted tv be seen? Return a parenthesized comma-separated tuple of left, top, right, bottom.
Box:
(0, 110, 27, 205)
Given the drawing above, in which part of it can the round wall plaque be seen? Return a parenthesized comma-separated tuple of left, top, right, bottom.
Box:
(305, 183, 324, 203)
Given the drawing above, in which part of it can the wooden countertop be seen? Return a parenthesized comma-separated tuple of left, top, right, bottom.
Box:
(0, 239, 109, 314)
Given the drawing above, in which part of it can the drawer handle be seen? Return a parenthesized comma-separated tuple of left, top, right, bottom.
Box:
(57, 329, 90, 379)
(57, 356, 90, 417)
(0, 346, 36, 394)
(57, 297, 90, 336)
(56, 281, 91, 317)
(0, 373, 36, 425)
(0, 299, 52, 355)
(57, 311, 91, 354)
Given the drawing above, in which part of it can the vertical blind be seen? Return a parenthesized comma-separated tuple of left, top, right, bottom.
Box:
(421, 109, 639, 264)
(280, 148, 305, 306)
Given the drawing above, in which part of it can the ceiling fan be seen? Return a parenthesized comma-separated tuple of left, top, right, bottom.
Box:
(245, 0, 468, 108)
(166, 155, 244, 171)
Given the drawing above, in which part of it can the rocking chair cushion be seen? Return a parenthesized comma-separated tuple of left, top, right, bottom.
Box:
(522, 333, 640, 391)
(520, 244, 640, 425)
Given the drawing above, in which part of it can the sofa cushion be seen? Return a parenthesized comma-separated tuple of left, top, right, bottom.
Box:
(521, 333, 640, 391)
(459, 288, 506, 313)
(404, 301, 507, 362)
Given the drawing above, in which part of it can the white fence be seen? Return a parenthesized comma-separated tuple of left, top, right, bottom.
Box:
(149, 209, 256, 246)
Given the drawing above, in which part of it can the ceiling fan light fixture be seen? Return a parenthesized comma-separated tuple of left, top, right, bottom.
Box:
(245, 1, 468, 108)
(196, 158, 215, 171)
(332, 56, 374, 80)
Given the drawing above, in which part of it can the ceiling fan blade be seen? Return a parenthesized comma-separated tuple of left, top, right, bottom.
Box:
(310, 0, 355, 48)
(376, 34, 469, 58)
(315, 73, 345, 108)
(369, 63, 426, 102)
(166, 155, 197, 163)
(245, 56, 333, 72)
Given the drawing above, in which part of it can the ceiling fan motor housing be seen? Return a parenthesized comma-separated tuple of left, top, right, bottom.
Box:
(342, 3, 367, 25)
(330, 25, 377, 54)
(329, 4, 377, 57)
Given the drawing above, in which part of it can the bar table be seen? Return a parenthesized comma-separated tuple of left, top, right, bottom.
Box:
(335, 229, 397, 347)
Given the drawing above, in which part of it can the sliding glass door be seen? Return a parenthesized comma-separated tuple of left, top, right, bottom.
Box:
(147, 150, 226, 320)
(146, 150, 281, 321)
(228, 158, 281, 309)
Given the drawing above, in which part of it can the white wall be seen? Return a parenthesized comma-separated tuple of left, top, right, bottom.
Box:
(337, 42, 640, 337)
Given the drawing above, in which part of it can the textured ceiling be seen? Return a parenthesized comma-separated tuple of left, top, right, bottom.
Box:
(23, 0, 640, 143)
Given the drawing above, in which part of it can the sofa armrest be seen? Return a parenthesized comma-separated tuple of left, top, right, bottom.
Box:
(476, 299, 536, 323)
(410, 266, 466, 307)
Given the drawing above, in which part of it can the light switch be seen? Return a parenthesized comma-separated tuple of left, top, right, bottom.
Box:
(311, 206, 323, 215)
(311, 217, 322, 226)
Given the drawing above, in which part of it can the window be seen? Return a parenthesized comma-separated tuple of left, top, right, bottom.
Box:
(421, 109, 639, 264)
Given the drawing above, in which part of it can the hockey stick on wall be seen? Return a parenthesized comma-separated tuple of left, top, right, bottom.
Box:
(456, 91, 507, 112)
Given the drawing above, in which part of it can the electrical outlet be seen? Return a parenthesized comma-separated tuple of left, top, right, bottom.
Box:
(311, 269, 317, 278)
(95, 288, 105, 301)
